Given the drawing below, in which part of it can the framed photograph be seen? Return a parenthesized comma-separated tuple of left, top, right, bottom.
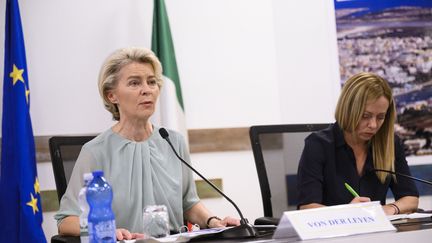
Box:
(334, 0, 432, 165)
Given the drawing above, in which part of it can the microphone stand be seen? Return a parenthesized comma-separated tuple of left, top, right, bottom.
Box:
(159, 128, 259, 238)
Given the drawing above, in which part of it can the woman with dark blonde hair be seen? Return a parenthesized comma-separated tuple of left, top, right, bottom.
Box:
(297, 72, 419, 215)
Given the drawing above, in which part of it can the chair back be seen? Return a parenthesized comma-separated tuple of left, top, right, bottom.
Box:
(249, 123, 330, 218)
(49, 136, 95, 203)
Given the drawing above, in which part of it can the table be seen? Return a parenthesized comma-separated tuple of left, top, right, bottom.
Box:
(50, 219, 432, 243)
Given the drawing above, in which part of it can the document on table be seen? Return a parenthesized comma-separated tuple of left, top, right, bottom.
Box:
(387, 213, 432, 221)
(120, 227, 230, 243)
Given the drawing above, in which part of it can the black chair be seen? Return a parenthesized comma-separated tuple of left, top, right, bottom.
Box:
(249, 123, 330, 224)
(49, 136, 96, 203)
(49, 136, 95, 243)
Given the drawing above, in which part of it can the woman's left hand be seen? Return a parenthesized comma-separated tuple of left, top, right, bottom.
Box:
(382, 205, 397, 215)
(209, 216, 241, 228)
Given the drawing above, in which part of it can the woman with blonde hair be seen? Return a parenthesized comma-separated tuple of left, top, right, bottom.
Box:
(297, 72, 418, 215)
(54, 47, 239, 240)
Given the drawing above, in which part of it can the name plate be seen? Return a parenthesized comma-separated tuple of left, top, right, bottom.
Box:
(273, 201, 396, 240)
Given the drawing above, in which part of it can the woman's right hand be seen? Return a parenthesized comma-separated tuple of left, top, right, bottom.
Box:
(350, 196, 371, 204)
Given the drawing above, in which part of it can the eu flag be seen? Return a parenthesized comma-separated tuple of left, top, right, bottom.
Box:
(0, 0, 47, 242)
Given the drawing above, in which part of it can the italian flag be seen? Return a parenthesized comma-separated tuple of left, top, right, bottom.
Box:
(151, 0, 188, 141)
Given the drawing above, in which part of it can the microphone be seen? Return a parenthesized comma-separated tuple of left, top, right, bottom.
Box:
(368, 168, 432, 186)
(159, 128, 259, 238)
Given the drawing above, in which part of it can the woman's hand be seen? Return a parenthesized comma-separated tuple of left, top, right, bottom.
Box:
(349, 196, 371, 204)
(382, 205, 397, 215)
(208, 216, 240, 228)
(116, 228, 145, 241)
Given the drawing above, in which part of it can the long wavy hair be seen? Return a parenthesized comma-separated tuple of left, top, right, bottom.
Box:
(335, 72, 396, 183)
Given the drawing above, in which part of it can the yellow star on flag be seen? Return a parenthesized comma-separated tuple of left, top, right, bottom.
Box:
(9, 64, 25, 85)
(25, 88, 30, 103)
(26, 193, 39, 214)
(34, 177, 40, 194)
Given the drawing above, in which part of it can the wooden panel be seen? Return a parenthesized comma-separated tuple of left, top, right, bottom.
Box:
(188, 127, 251, 153)
(195, 178, 223, 199)
(35, 136, 51, 162)
(41, 190, 59, 212)
(32, 127, 251, 163)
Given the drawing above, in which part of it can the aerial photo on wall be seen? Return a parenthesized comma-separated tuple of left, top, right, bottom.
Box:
(334, 0, 432, 162)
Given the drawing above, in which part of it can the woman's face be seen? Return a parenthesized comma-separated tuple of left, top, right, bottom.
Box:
(107, 62, 160, 121)
(355, 96, 389, 143)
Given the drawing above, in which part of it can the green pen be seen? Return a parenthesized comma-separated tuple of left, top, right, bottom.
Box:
(344, 182, 360, 197)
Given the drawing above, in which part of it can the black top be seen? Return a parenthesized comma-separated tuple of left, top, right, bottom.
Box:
(297, 123, 419, 207)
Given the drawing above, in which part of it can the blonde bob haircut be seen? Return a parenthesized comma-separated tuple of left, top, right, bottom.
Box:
(335, 72, 396, 183)
(98, 47, 163, 121)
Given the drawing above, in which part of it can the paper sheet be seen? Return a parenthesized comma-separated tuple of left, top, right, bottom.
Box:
(387, 213, 432, 221)
(120, 228, 229, 243)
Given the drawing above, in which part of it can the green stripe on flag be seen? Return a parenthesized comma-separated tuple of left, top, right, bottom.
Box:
(152, 0, 184, 110)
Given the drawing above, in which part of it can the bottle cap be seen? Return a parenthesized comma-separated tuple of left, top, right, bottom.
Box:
(92, 170, 104, 177)
(83, 173, 93, 182)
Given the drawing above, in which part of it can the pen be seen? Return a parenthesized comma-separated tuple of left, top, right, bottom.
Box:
(344, 182, 360, 197)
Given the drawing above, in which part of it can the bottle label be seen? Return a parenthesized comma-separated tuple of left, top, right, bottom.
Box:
(79, 210, 89, 235)
(88, 220, 116, 242)
(80, 218, 88, 229)
(80, 235, 89, 243)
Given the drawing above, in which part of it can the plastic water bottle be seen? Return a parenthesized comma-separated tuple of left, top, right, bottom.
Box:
(78, 173, 93, 243)
(86, 170, 116, 243)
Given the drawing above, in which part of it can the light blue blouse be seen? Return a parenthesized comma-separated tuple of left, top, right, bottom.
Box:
(54, 127, 200, 233)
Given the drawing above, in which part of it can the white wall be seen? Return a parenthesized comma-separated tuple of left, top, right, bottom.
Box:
(0, 0, 341, 239)
(273, 0, 341, 123)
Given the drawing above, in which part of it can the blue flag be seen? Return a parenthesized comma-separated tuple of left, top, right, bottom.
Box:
(0, 0, 47, 242)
